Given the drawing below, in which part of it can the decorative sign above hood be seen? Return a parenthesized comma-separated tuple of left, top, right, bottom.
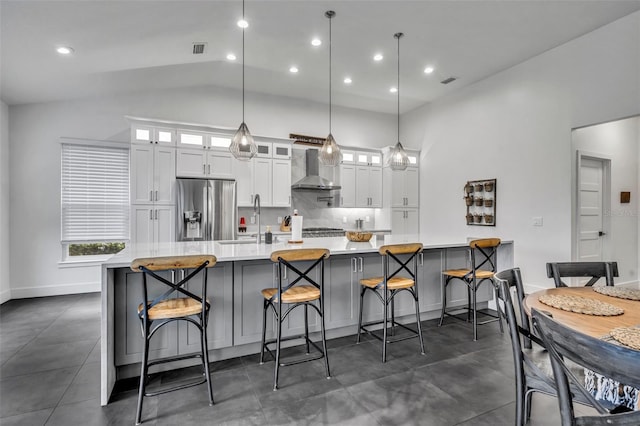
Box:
(289, 133, 326, 148)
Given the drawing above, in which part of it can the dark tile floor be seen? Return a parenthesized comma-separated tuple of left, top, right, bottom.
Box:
(0, 293, 596, 425)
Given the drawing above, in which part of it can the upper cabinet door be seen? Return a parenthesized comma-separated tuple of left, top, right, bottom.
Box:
(369, 167, 382, 207)
(154, 147, 176, 203)
(131, 126, 175, 145)
(255, 141, 272, 158)
(272, 143, 292, 160)
(404, 167, 419, 207)
(131, 144, 154, 203)
(272, 159, 291, 207)
(235, 159, 254, 207)
(176, 149, 206, 178)
(369, 152, 382, 167)
(253, 158, 273, 206)
(341, 150, 356, 165)
(339, 165, 356, 207)
(177, 130, 207, 148)
(207, 150, 234, 179)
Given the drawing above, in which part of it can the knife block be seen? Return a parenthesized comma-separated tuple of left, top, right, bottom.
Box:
(280, 224, 291, 232)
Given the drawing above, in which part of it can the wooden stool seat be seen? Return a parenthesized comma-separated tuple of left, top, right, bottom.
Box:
(359, 276, 415, 290)
(442, 268, 495, 279)
(137, 297, 210, 321)
(261, 286, 320, 303)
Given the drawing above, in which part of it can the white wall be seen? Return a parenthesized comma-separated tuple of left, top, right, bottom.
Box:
(405, 11, 640, 286)
(8, 87, 395, 297)
(572, 117, 639, 285)
(1, 101, 10, 303)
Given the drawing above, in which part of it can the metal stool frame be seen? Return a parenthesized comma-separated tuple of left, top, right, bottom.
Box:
(356, 244, 425, 363)
(132, 255, 216, 425)
(259, 249, 331, 391)
(439, 238, 503, 341)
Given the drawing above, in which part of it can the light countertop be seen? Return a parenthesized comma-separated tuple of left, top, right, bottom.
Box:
(103, 235, 511, 268)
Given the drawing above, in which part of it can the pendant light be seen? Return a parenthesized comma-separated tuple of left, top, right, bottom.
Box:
(230, 0, 257, 161)
(319, 10, 342, 166)
(389, 32, 409, 171)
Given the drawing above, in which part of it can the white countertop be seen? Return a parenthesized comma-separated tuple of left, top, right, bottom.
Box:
(104, 235, 512, 268)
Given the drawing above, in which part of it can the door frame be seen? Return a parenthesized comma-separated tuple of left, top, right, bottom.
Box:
(573, 150, 611, 262)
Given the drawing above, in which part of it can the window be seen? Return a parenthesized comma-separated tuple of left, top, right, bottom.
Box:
(61, 139, 129, 260)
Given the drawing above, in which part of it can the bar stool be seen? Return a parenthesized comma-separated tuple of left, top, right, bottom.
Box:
(439, 238, 503, 341)
(260, 248, 331, 391)
(130, 255, 216, 425)
(356, 243, 425, 363)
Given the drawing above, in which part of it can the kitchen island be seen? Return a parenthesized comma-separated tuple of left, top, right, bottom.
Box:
(100, 235, 513, 405)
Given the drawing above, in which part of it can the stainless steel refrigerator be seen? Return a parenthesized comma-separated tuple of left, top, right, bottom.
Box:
(176, 178, 237, 241)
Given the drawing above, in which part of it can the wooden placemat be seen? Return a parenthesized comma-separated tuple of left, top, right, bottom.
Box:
(593, 286, 640, 301)
(610, 327, 640, 350)
(539, 294, 624, 316)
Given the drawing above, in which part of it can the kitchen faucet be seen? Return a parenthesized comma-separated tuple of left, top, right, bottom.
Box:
(253, 194, 261, 244)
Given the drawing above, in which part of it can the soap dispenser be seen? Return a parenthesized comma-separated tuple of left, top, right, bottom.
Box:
(265, 226, 273, 244)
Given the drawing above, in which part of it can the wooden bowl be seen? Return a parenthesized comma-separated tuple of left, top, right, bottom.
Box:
(346, 231, 373, 242)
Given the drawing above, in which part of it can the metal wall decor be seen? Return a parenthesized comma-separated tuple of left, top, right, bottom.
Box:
(464, 179, 496, 226)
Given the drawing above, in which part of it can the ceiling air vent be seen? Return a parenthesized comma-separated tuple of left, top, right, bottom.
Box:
(192, 43, 207, 55)
(441, 77, 457, 85)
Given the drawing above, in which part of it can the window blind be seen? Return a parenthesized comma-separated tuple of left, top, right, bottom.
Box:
(61, 143, 130, 243)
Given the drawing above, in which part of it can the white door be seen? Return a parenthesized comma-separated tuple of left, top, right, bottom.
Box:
(176, 149, 205, 178)
(253, 158, 273, 206)
(235, 159, 254, 207)
(577, 157, 607, 262)
(155, 147, 176, 203)
(131, 145, 154, 204)
(369, 167, 383, 207)
(132, 205, 154, 244)
(207, 150, 234, 179)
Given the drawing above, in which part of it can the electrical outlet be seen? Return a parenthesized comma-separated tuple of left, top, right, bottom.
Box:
(250, 215, 256, 224)
(277, 216, 282, 224)
(532, 216, 543, 226)
(365, 216, 370, 223)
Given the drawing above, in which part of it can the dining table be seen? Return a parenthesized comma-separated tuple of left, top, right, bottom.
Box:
(523, 286, 640, 338)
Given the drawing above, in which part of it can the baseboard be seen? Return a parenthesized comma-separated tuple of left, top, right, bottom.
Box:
(0, 288, 11, 304)
(9, 281, 101, 299)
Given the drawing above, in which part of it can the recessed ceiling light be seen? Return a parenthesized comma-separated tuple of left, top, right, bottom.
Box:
(226, 53, 237, 61)
(311, 38, 322, 47)
(289, 66, 299, 73)
(373, 53, 383, 61)
(389, 87, 397, 93)
(424, 66, 435, 74)
(344, 77, 352, 84)
(237, 19, 249, 28)
(56, 46, 74, 55)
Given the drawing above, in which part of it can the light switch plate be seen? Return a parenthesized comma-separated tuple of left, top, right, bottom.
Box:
(532, 216, 543, 226)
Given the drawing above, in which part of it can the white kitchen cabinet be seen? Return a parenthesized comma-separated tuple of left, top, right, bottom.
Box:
(176, 148, 234, 179)
(272, 159, 291, 207)
(356, 151, 382, 167)
(355, 166, 382, 207)
(339, 164, 356, 207)
(235, 140, 292, 208)
(132, 205, 175, 244)
(388, 166, 419, 208)
(391, 208, 419, 235)
(131, 125, 176, 146)
(130, 144, 175, 205)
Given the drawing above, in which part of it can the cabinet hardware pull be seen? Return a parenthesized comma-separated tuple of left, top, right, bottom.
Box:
(155, 190, 158, 201)
(359, 257, 364, 272)
(208, 164, 211, 174)
(149, 190, 153, 201)
(154, 209, 158, 220)
(149, 209, 153, 220)
(351, 258, 357, 273)
(419, 252, 424, 266)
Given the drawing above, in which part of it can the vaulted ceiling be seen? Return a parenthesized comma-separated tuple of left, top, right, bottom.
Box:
(2, 1, 639, 113)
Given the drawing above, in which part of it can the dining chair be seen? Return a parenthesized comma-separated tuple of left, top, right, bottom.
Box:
(131, 255, 217, 425)
(546, 261, 618, 287)
(532, 308, 640, 425)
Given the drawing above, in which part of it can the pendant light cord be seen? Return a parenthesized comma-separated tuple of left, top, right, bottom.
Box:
(242, 0, 246, 123)
(328, 13, 332, 134)
(396, 33, 401, 144)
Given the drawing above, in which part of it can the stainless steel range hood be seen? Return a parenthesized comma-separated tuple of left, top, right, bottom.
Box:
(291, 149, 341, 191)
